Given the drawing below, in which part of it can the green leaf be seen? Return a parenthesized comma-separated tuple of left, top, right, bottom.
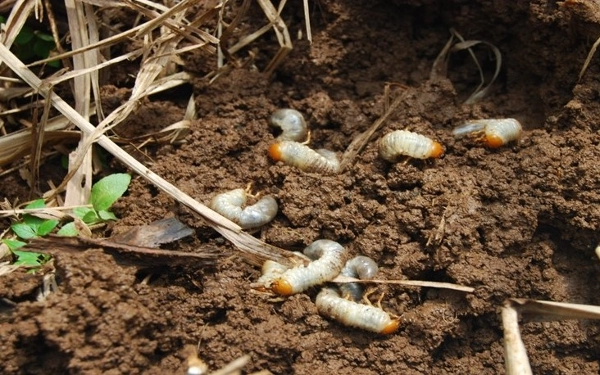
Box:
(73, 206, 93, 219)
(14, 25, 34, 45)
(91, 173, 131, 211)
(82, 210, 101, 224)
(22, 215, 44, 231)
(11, 223, 37, 239)
(22, 200, 47, 234)
(2, 239, 26, 251)
(33, 38, 54, 59)
(98, 210, 117, 221)
(57, 222, 78, 237)
(34, 30, 54, 42)
(37, 219, 59, 236)
(12, 44, 35, 61)
(25, 199, 46, 209)
(12, 250, 50, 267)
(61, 155, 69, 169)
(47, 59, 61, 68)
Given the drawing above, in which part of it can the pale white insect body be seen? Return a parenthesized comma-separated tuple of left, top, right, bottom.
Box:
(379, 130, 444, 161)
(316, 287, 400, 334)
(339, 256, 379, 302)
(270, 108, 308, 142)
(271, 239, 348, 296)
(452, 118, 522, 148)
(256, 260, 290, 288)
(209, 188, 278, 229)
(268, 141, 340, 175)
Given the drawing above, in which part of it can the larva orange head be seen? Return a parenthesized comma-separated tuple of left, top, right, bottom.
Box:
(484, 134, 505, 148)
(271, 278, 294, 296)
(268, 143, 284, 161)
(380, 318, 401, 335)
(430, 141, 444, 158)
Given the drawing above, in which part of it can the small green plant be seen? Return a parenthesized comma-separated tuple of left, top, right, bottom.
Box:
(2, 199, 58, 268)
(1, 173, 132, 268)
(0, 16, 59, 67)
(58, 173, 132, 236)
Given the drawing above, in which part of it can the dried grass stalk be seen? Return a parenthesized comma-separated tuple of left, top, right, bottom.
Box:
(501, 302, 533, 375)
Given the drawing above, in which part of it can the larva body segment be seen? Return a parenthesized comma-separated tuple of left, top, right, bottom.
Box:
(316, 287, 400, 334)
(482, 118, 522, 148)
(268, 141, 340, 175)
(339, 256, 379, 302)
(453, 118, 523, 148)
(209, 188, 278, 229)
(271, 239, 348, 296)
(257, 260, 290, 288)
(270, 109, 308, 142)
(379, 130, 444, 161)
(451, 123, 485, 138)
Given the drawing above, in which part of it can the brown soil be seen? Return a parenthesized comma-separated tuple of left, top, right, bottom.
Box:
(2, 0, 600, 374)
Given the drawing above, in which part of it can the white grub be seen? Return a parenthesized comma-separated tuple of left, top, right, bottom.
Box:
(316, 287, 400, 334)
(339, 256, 379, 302)
(270, 108, 308, 142)
(452, 118, 522, 148)
(209, 188, 278, 229)
(271, 239, 348, 296)
(378, 130, 444, 161)
(268, 141, 340, 175)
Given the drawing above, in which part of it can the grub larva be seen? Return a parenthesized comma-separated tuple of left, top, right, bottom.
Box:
(271, 239, 348, 296)
(209, 188, 278, 229)
(270, 108, 308, 142)
(452, 118, 522, 148)
(316, 287, 400, 334)
(339, 256, 379, 302)
(378, 130, 444, 161)
(268, 141, 340, 175)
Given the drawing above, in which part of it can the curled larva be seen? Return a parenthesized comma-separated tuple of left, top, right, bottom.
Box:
(339, 256, 379, 302)
(379, 130, 444, 161)
(316, 287, 400, 334)
(271, 239, 348, 296)
(452, 118, 522, 148)
(209, 188, 278, 229)
(270, 108, 308, 142)
(268, 141, 340, 175)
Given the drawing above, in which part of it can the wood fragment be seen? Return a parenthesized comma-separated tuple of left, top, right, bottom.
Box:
(25, 236, 219, 268)
(111, 217, 194, 248)
(501, 302, 533, 375)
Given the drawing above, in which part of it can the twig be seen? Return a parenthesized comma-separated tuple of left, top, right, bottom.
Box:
(332, 275, 474, 293)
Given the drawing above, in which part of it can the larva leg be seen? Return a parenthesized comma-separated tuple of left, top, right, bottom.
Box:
(375, 291, 386, 310)
(361, 287, 379, 306)
(302, 130, 311, 145)
(244, 182, 254, 196)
